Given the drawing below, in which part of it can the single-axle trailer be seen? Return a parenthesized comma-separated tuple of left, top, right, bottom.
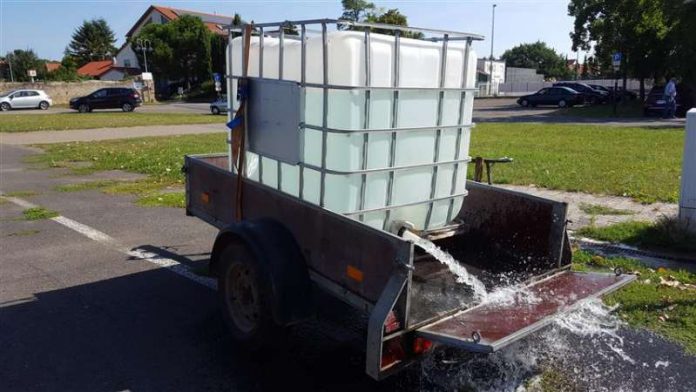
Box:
(184, 19, 634, 380)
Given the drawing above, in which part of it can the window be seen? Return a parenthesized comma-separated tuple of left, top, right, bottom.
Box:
(124, 59, 131, 68)
(26, 91, 39, 96)
(537, 88, 548, 95)
(92, 89, 107, 98)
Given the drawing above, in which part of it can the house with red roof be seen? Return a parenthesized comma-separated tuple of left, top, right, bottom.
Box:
(76, 60, 141, 80)
(114, 5, 234, 73)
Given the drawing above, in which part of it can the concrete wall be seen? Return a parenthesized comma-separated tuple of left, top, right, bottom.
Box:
(0, 80, 133, 104)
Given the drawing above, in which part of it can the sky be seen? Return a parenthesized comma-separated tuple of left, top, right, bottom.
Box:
(0, 0, 580, 62)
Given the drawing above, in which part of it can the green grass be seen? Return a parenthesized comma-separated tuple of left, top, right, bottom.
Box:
(31, 122, 683, 206)
(22, 207, 58, 220)
(573, 250, 696, 353)
(576, 218, 696, 254)
(578, 202, 634, 216)
(4, 190, 39, 198)
(560, 100, 643, 118)
(0, 112, 224, 132)
(469, 123, 683, 203)
(34, 133, 222, 207)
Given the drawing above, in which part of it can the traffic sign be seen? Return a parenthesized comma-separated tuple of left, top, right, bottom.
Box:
(612, 52, 622, 71)
(213, 73, 222, 83)
(215, 81, 222, 92)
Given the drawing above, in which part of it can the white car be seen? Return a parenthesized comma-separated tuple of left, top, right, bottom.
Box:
(0, 89, 53, 111)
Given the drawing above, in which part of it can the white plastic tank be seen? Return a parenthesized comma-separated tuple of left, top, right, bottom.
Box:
(229, 31, 477, 230)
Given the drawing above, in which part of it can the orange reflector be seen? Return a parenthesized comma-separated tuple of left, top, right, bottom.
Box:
(201, 192, 210, 204)
(346, 265, 364, 282)
(381, 337, 405, 370)
(413, 337, 433, 355)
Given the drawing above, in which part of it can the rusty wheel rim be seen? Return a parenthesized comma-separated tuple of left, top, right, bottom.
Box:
(225, 261, 260, 333)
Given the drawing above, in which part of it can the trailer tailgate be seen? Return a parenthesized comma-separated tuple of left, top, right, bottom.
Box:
(416, 270, 634, 353)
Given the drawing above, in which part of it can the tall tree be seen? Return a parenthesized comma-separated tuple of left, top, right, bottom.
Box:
(500, 42, 572, 80)
(133, 15, 212, 89)
(365, 8, 424, 38)
(568, 0, 673, 99)
(66, 19, 117, 66)
(339, 0, 375, 25)
(4, 49, 45, 82)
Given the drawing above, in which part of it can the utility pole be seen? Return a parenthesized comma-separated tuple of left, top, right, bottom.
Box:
(135, 39, 153, 73)
(7, 54, 14, 82)
(490, 3, 497, 60)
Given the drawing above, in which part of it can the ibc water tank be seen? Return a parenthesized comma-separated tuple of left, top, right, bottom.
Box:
(229, 30, 477, 231)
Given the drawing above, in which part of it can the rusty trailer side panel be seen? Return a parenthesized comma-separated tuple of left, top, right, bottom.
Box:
(185, 154, 412, 304)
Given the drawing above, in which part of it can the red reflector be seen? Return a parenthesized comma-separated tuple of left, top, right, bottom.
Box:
(413, 337, 433, 355)
(384, 310, 400, 334)
(381, 338, 405, 369)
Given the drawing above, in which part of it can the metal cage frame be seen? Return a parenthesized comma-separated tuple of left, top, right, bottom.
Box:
(224, 19, 484, 231)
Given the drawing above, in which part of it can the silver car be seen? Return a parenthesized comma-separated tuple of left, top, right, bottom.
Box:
(210, 95, 229, 115)
(0, 89, 53, 111)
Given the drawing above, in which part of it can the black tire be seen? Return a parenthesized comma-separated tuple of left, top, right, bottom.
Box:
(39, 101, 50, 110)
(0, 102, 10, 111)
(558, 99, 567, 108)
(520, 99, 529, 107)
(121, 102, 134, 112)
(218, 242, 282, 348)
(211, 106, 221, 115)
(78, 104, 90, 113)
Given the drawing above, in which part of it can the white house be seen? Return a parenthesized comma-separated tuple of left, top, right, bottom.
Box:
(115, 5, 233, 71)
(477, 59, 506, 95)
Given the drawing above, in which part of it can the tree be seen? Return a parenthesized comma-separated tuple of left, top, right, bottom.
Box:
(45, 55, 88, 82)
(365, 8, 424, 39)
(339, 0, 375, 25)
(500, 42, 572, 80)
(568, 0, 674, 99)
(581, 54, 589, 79)
(133, 15, 212, 90)
(4, 49, 45, 82)
(66, 19, 117, 66)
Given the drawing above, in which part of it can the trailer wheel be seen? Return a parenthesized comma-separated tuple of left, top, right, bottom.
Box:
(218, 242, 281, 347)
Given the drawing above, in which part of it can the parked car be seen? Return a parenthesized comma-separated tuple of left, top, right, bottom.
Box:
(0, 89, 52, 111)
(517, 87, 584, 108)
(210, 95, 228, 115)
(590, 85, 638, 102)
(644, 84, 694, 118)
(69, 88, 142, 113)
(553, 82, 609, 104)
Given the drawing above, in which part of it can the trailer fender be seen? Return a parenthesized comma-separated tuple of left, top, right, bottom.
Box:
(209, 218, 312, 325)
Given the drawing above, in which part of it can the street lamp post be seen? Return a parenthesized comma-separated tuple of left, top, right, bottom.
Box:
(490, 4, 497, 60)
(134, 39, 153, 73)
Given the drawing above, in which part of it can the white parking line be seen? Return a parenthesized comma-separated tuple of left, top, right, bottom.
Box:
(1, 193, 217, 290)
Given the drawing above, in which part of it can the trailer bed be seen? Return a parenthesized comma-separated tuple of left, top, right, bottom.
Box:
(416, 270, 635, 352)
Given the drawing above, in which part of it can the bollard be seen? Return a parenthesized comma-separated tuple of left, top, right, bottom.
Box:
(679, 108, 696, 232)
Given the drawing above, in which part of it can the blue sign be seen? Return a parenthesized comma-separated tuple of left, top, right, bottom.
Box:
(213, 73, 222, 82)
(612, 52, 622, 64)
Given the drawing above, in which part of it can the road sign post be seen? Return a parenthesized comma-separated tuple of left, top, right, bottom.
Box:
(612, 53, 622, 116)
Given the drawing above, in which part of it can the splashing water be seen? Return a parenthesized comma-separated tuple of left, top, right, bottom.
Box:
(421, 299, 688, 392)
(403, 232, 488, 300)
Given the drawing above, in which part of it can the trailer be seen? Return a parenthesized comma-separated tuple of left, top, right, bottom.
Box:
(184, 19, 634, 380)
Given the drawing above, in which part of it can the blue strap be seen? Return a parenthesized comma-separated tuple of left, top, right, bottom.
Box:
(227, 116, 243, 129)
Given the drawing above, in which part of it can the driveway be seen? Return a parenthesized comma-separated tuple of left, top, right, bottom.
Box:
(1, 142, 694, 391)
